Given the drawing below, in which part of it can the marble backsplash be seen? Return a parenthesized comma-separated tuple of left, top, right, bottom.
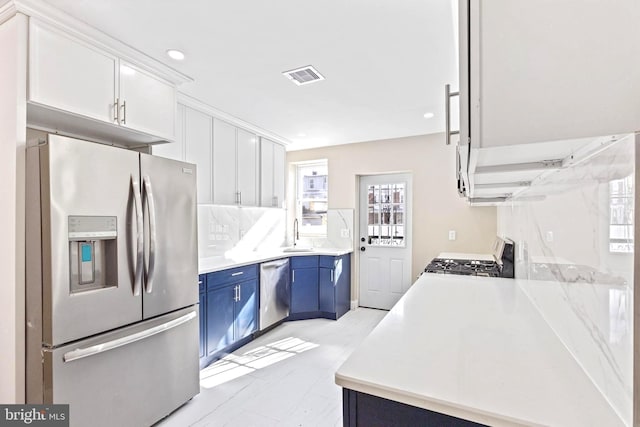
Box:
(497, 134, 635, 425)
(198, 206, 354, 259)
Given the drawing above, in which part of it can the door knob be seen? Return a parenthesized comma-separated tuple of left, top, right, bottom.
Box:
(360, 247, 366, 252)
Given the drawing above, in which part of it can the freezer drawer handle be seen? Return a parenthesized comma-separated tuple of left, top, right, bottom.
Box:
(131, 175, 144, 296)
(63, 311, 197, 363)
(143, 176, 157, 294)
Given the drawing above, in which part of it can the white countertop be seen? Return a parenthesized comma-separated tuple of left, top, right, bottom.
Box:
(199, 248, 353, 274)
(437, 252, 495, 261)
(335, 274, 624, 426)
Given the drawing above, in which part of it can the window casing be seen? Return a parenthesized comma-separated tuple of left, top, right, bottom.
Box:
(296, 160, 328, 236)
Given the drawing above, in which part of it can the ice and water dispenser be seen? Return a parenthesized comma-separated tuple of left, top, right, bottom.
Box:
(68, 216, 118, 293)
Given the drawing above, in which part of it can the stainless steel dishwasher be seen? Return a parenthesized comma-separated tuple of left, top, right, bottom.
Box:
(259, 258, 290, 330)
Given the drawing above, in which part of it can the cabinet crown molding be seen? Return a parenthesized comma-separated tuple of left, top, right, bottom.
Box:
(3, 0, 193, 86)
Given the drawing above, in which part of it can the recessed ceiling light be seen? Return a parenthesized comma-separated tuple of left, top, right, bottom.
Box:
(166, 49, 185, 61)
(423, 112, 435, 119)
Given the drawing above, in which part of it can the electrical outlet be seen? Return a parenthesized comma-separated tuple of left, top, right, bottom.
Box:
(546, 231, 554, 242)
(340, 229, 350, 238)
(448, 230, 456, 241)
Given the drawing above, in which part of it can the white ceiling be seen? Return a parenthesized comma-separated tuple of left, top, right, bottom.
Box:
(42, 0, 459, 150)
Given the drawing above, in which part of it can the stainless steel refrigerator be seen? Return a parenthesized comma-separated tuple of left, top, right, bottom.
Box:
(26, 134, 199, 426)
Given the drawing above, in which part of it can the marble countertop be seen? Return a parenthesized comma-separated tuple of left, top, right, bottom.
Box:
(199, 248, 353, 274)
(335, 274, 624, 426)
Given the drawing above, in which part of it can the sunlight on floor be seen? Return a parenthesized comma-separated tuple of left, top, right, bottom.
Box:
(200, 336, 320, 389)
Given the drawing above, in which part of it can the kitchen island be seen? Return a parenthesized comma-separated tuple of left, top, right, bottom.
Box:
(335, 274, 625, 426)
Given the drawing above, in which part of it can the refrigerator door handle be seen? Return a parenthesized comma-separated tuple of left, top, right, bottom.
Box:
(63, 311, 197, 363)
(143, 175, 157, 294)
(131, 175, 144, 296)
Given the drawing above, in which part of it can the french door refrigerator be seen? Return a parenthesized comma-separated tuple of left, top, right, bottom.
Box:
(26, 134, 199, 427)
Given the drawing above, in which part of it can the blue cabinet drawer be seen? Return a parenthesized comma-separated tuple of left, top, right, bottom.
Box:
(291, 255, 319, 269)
(207, 264, 258, 290)
(319, 255, 338, 269)
(198, 274, 206, 293)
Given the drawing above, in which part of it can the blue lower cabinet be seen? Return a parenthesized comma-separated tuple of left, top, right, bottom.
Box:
(319, 254, 351, 320)
(206, 285, 235, 356)
(291, 267, 319, 313)
(235, 279, 258, 341)
(201, 265, 259, 367)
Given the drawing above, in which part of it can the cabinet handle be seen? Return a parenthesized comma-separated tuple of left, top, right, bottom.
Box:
(238, 285, 241, 301)
(235, 191, 240, 205)
(239, 191, 242, 205)
(292, 270, 295, 283)
(445, 84, 460, 145)
(272, 196, 277, 207)
(233, 285, 239, 302)
(331, 270, 334, 283)
(121, 100, 127, 125)
(231, 272, 244, 277)
(114, 98, 120, 123)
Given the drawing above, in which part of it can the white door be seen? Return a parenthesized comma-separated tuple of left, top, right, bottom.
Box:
(184, 106, 212, 204)
(236, 128, 258, 206)
(29, 19, 117, 124)
(118, 61, 176, 141)
(272, 142, 286, 208)
(260, 138, 274, 206)
(359, 174, 412, 310)
(212, 118, 238, 205)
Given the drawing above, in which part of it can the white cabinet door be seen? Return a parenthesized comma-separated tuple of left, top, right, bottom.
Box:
(260, 138, 274, 206)
(272, 142, 286, 208)
(213, 118, 237, 205)
(29, 20, 117, 124)
(184, 106, 212, 204)
(119, 61, 176, 141)
(236, 128, 258, 206)
(471, 0, 640, 148)
(153, 104, 185, 161)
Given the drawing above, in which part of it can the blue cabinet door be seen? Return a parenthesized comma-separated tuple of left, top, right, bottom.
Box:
(235, 279, 258, 340)
(290, 267, 319, 313)
(206, 285, 235, 356)
(319, 267, 335, 313)
(335, 254, 351, 318)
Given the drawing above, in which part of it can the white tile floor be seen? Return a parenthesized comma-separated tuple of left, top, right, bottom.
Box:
(157, 307, 387, 427)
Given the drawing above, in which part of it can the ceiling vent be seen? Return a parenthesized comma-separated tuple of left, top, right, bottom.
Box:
(282, 65, 325, 86)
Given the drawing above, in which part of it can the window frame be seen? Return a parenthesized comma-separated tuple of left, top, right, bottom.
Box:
(295, 160, 328, 237)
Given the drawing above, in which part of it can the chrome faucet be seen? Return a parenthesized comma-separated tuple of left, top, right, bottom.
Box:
(293, 218, 299, 247)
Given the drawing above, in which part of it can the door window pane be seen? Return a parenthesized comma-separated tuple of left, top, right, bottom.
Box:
(367, 183, 405, 246)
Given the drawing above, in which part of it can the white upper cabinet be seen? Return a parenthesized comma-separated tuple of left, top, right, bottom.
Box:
(260, 138, 286, 208)
(463, 0, 639, 148)
(273, 143, 286, 208)
(236, 128, 259, 207)
(213, 118, 238, 206)
(451, 0, 640, 202)
(184, 106, 212, 204)
(118, 61, 176, 141)
(28, 19, 178, 144)
(29, 20, 117, 124)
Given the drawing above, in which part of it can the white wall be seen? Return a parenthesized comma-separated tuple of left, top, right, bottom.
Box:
(0, 12, 27, 403)
(287, 133, 497, 297)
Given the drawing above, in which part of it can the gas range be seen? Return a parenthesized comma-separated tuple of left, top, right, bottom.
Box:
(423, 237, 515, 279)
(424, 258, 502, 277)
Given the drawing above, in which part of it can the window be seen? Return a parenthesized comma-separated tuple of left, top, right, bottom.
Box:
(609, 175, 634, 253)
(296, 160, 328, 236)
(366, 183, 406, 246)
